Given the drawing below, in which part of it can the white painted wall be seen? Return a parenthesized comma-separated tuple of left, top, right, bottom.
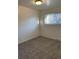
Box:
(18, 7, 61, 44)
(18, 5, 39, 44)
(40, 8, 61, 41)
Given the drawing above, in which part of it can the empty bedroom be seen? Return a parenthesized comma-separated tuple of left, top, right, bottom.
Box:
(18, 0, 61, 59)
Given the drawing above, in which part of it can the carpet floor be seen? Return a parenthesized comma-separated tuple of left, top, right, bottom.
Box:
(18, 36, 61, 59)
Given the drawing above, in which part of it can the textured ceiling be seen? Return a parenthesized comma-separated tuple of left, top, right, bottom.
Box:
(18, 0, 61, 10)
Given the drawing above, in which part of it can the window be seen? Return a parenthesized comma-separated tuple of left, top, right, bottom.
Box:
(44, 13, 61, 24)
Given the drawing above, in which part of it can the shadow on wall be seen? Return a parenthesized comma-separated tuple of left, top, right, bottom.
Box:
(18, 17, 39, 41)
(18, 5, 39, 44)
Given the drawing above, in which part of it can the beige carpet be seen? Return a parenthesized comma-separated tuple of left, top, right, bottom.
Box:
(18, 36, 61, 59)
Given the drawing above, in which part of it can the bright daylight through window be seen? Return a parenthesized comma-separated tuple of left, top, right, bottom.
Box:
(45, 13, 61, 24)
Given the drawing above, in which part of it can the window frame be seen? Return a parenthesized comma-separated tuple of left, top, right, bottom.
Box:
(44, 13, 61, 25)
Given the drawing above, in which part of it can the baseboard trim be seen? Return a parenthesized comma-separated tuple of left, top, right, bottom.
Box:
(18, 36, 60, 45)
